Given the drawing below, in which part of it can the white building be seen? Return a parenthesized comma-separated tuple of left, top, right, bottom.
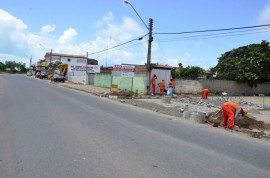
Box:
(44, 53, 100, 84)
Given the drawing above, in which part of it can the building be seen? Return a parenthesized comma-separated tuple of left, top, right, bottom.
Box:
(44, 53, 100, 84)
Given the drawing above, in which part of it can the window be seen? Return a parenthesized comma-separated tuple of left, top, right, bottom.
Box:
(77, 59, 85, 63)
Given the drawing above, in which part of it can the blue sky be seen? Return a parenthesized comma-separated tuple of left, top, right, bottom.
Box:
(1, 0, 270, 69)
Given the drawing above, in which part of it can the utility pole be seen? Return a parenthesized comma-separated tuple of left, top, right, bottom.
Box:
(146, 18, 153, 94)
(86, 52, 88, 72)
(50, 49, 53, 66)
(124, 0, 154, 94)
(30, 55, 32, 68)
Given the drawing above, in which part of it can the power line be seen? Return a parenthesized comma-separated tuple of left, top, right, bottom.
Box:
(157, 30, 270, 42)
(154, 24, 270, 35)
(88, 24, 270, 56)
(155, 27, 270, 42)
(88, 34, 148, 56)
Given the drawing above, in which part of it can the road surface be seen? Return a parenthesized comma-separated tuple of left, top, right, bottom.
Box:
(0, 74, 270, 178)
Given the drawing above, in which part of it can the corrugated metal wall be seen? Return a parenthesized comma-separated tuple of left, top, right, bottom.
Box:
(151, 69, 171, 94)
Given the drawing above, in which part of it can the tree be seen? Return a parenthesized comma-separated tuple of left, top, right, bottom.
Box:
(176, 66, 204, 79)
(4, 61, 27, 73)
(215, 40, 270, 87)
(0, 62, 6, 72)
(51, 61, 62, 70)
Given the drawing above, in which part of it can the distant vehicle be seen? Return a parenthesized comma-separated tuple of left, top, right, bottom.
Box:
(40, 70, 48, 79)
(51, 73, 65, 83)
(26, 71, 32, 76)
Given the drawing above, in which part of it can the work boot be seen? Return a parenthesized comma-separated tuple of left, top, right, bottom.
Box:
(230, 125, 240, 131)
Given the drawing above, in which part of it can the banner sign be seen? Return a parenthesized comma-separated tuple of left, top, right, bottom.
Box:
(70, 65, 100, 73)
(112, 65, 135, 72)
(112, 65, 135, 77)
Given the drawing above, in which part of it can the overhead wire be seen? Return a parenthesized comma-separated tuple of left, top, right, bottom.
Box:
(154, 24, 270, 35)
(155, 26, 270, 42)
(87, 24, 270, 57)
(88, 33, 148, 56)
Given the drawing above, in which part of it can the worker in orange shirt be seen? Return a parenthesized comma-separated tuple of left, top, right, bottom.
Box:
(167, 78, 175, 95)
(221, 101, 248, 130)
(151, 73, 157, 95)
(158, 79, 165, 95)
(169, 78, 175, 88)
(202, 88, 209, 99)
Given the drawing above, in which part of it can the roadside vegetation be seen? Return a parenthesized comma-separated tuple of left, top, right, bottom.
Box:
(0, 61, 27, 74)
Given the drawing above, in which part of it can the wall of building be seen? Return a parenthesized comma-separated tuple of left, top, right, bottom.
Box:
(132, 74, 146, 93)
(94, 73, 146, 93)
(94, 74, 112, 88)
(112, 76, 133, 91)
(174, 79, 270, 96)
(68, 71, 87, 84)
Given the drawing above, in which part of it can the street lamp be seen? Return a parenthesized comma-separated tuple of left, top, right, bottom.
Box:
(124, 0, 153, 94)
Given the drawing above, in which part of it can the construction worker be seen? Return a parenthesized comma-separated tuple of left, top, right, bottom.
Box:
(151, 73, 157, 95)
(158, 79, 165, 95)
(169, 78, 175, 88)
(221, 101, 248, 130)
(202, 88, 209, 99)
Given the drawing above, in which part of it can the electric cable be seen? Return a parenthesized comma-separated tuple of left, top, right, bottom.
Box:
(155, 27, 270, 42)
(155, 24, 270, 35)
(88, 34, 148, 56)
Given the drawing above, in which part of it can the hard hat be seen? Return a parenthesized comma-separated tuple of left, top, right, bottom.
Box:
(243, 108, 248, 115)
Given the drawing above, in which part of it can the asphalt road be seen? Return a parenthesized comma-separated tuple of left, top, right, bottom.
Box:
(0, 74, 270, 178)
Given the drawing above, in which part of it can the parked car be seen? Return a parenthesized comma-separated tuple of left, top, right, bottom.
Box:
(26, 71, 32, 76)
(40, 70, 48, 79)
(51, 73, 65, 83)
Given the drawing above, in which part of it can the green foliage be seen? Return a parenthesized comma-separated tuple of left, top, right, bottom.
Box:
(0, 62, 6, 72)
(175, 66, 204, 79)
(215, 40, 270, 87)
(50, 61, 62, 70)
(173, 68, 182, 78)
(4, 61, 27, 73)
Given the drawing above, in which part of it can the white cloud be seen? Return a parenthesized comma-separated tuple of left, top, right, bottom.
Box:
(41, 25, 56, 33)
(0, 10, 148, 67)
(95, 12, 114, 27)
(99, 16, 144, 42)
(59, 28, 77, 44)
(0, 10, 29, 58)
(257, 4, 270, 24)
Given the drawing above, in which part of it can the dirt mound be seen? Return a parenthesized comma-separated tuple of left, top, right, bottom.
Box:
(109, 90, 137, 98)
(207, 110, 270, 131)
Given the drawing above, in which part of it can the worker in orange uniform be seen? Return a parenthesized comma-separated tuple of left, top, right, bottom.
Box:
(202, 88, 209, 99)
(167, 78, 175, 95)
(151, 73, 157, 95)
(169, 78, 175, 88)
(221, 101, 248, 130)
(158, 79, 165, 95)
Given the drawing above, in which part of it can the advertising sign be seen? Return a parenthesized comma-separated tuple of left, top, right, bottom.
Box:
(70, 65, 100, 73)
(112, 65, 135, 77)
